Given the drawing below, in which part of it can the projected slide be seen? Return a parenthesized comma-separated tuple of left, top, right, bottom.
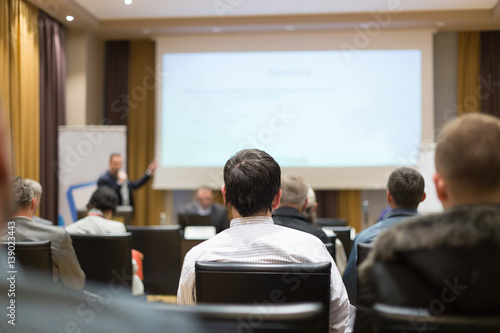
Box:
(160, 50, 421, 168)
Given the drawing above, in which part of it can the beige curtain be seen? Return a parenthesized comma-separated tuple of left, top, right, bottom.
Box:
(338, 190, 361, 232)
(457, 32, 481, 115)
(128, 40, 164, 225)
(1, 0, 39, 180)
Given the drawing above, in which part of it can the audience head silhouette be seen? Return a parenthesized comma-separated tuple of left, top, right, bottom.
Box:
(12, 176, 35, 217)
(87, 186, 119, 216)
(222, 149, 281, 217)
(387, 167, 425, 209)
(280, 174, 309, 212)
(434, 113, 500, 208)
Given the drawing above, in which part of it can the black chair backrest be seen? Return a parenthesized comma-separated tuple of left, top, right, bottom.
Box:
(357, 242, 374, 266)
(373, 303, 500, 333)
(0, 240, 52, 277)
(142, 302, 325, 333)
(71, 233, 132, 293)
(324, 242, 336, 262)
(322, 226, 353, 258)
(195, 261, 331, 332)
(316, 218, 347, 227)
(127, 225, 182, 294)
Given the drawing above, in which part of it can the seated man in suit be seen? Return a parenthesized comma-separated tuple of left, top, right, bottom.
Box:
(343, 167, 425, 306)
(23, 178, 53, 225)
(357, 113, 500, 330)
(66, 186, 126, 234)
(3, 177, 85, 290)
(272, 174, 330, 244)
(97, 153, 157, 207)
(177, 149, 352, 333)
(179, 185, 229, 233)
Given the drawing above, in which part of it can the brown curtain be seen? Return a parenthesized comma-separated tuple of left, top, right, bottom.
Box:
(457, 32, 481, 115)
(127, 40, 164, 225)
(104, 41, 129, 125)
(480, 31, 500, 117)
(1, 0, 40, 179)
(38, 11, 66, 223)
(338, 190, 362, 232)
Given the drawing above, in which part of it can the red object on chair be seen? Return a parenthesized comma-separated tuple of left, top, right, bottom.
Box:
(132, 249, 144, 281)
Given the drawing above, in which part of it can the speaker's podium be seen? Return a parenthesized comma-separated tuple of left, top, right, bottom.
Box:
(77, 205, 134, 225)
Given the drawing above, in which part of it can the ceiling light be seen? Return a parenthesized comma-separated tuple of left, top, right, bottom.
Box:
(285, 25, 295, 31)
(66, 15, 74, 22)
(436, 22, 445, 27)
(124, 0, 132, 5)
(142, 29, 151, 34)
(212, 27, 222, 33)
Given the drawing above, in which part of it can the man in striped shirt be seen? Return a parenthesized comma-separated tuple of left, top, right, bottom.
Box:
(177, 149, 352, 333)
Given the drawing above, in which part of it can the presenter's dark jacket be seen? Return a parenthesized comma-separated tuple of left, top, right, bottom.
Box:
(97, 171, 151, 207)
(272, 206, 330, 244)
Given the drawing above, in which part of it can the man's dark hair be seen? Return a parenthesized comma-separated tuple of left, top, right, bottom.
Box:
(12, 176, 33, 209)
(387, 167, 425, 209)
(223, 149, 281, 217)
(109, 153, 121, 162)
(87, 186, 118, 215)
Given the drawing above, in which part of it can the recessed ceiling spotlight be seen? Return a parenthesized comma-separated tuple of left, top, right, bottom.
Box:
(66, 15, 74, 22)
(285, 25, 295, 31)
(436, 22, 445, 27)
(124, 0, 132, 5)
(142, 29, 151, 34)
(212, 27, 223, 33)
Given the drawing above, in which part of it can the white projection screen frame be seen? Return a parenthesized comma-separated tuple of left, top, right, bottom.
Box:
(153, 29, 434, 190)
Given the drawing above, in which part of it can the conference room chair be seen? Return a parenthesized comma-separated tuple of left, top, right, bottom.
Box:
(71, 233, 133, 294)
(142, 302, 325, 333)
(0, 240, 52, 279)
(324, 242, 336, 262)
(372, 303, 500, 333)
(322, 226, 354, 258)
(316, 217, 348, 227)
(127, 225, 182, 295)
(195, 261, 331, 333)
(357, 242, 374, 266)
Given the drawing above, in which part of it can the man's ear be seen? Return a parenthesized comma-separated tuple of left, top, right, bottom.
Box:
(221, 185, 227, 204)
(30, 197, 36, 212)
(386, 190, 393, 204)
(272, 189, 282, 211)
(433, 173, 447, 203)
(301, 198, 309, 212)
(420, 191, 427, 203)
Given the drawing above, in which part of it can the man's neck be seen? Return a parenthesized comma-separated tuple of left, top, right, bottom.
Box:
(13, 209, 33, 219)
(231, 207, 272, 219)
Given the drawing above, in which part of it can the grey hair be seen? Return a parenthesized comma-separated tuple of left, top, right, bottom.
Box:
(13, 177, 33, 208)
(24, 178, 42, 198)
(280, 174, 308, 206)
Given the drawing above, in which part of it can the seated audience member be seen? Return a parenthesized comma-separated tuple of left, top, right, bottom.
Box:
(23, 178, 52, 225)
(3, 177, 85, 290)
(0, 104, 202, 333)
(177, 149, 352, 333)
(356, 113, 500, 330)
(273, 174, 330, 243)
(303, 186, 348, 275)
(66, 186, 126, 234)
(66, 186, 144, 295)
(343, 167, 425, 306)
(179, 185, 230, 233)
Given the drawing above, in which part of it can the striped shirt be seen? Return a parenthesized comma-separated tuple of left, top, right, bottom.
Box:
(177, 216, 352, 333)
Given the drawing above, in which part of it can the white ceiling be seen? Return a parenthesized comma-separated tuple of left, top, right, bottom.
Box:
(74, 0, 500, 20)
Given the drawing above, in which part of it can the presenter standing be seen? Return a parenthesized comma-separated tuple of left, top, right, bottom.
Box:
(97, 153, 157, 207)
